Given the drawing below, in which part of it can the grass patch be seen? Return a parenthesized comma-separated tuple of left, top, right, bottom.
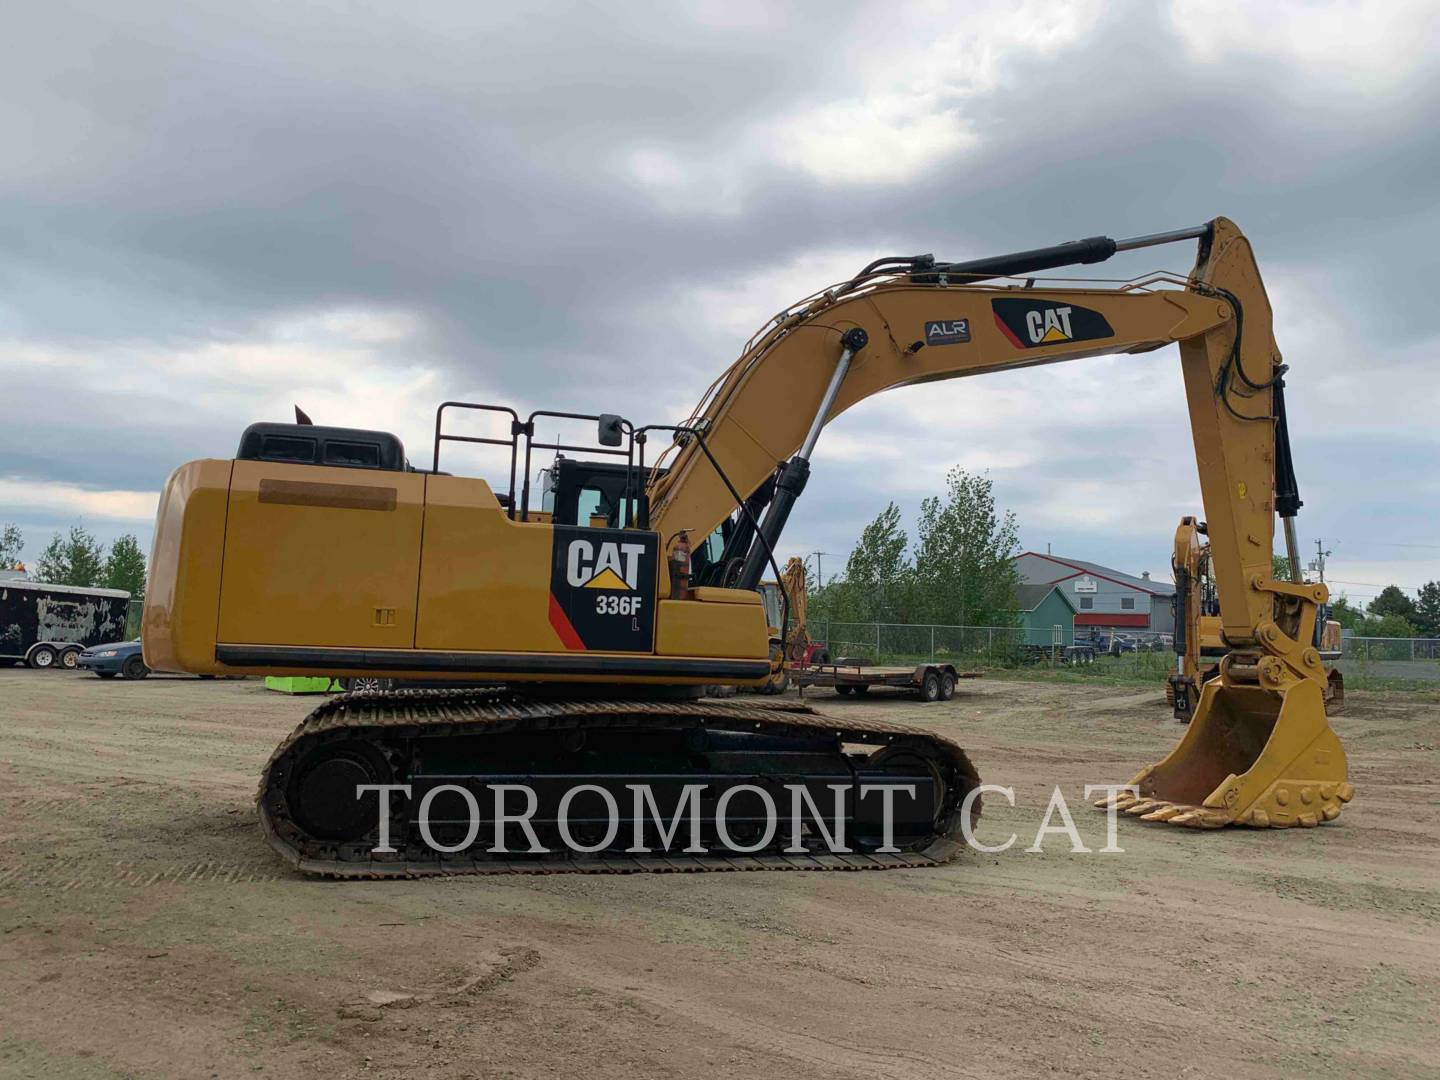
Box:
(982, 651, 1173, 687)
(1342, 675, 1440, 697)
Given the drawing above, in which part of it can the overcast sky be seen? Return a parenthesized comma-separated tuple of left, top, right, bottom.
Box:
(2, 0, 1437, 607)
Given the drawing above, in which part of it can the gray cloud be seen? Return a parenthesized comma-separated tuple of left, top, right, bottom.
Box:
(1, 0, 1437, 591)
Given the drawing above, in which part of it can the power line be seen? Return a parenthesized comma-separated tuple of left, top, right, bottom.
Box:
(809, 550, 837, 586)
(1324, 580, 1436, 592)
(1330, 540, 1440, 551)
(1327, 578, 1433, 590)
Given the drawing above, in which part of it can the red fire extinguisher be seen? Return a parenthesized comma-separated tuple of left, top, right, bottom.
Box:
(668, 531, 693, 600)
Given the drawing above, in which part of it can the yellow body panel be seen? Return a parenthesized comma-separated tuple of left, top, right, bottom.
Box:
(690, 586, 760, 605)
(656, 599, 768, 659)
(415, 473, 563, 652)
(219, 461, 425, 648)
(142, 459, 232, 674)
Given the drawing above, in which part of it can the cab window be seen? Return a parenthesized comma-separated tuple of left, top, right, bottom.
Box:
(699, 525, 726, 563)
(576, 487, 605, 526)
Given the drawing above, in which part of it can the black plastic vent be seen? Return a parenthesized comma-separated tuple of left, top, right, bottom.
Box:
(237, 423, 406, 471)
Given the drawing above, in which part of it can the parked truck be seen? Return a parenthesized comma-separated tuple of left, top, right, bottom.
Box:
(0, 574, 131, 669)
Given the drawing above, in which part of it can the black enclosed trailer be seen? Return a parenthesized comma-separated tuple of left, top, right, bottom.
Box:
(0, 577, 131, 669)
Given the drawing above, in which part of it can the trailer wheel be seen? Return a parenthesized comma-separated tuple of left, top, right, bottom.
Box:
(851, 683, 869, 695)
(920, 671, 941, 702)
(121, 655, 150, 680)
(59, 646, 82, 669)
(835, 685, 854, 696)
(939, 671, 956, 700)
(28, 644, 58, 670)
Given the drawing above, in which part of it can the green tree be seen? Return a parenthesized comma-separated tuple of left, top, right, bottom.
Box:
(34, 526, 105, 587)
(1414, 581, 1440, 637)
(834, 502, 913, 623)
(1272, 554, 1292, 581)
(1363, 612, 1417, 638)
(0, 523, 23, 570)
(1328, 594, 1365, 631)
(103, 534, 148, 600)
(1369, 585, 1418, 623)
(911, 468, 1020, 627)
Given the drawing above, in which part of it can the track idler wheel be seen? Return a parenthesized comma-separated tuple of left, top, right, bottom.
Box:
(852, 744, 952, 852)
(286, 740, 393, 843)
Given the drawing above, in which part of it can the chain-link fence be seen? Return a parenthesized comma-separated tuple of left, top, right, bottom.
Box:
(1340, 636, 1440, 683)
(816, 623, 1026, 666)
(808, 622, 1440, 686)
(811, 622, 1180, 667)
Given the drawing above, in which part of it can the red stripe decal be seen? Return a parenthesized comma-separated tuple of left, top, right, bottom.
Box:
(1074, 612, 1149, 627)
(993, 310, 1025, 348)
(548, 594, 587, 651)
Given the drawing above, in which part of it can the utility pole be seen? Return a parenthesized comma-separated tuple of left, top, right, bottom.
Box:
(1311, 538, 1332, 583)
(810, 551, 836, 587)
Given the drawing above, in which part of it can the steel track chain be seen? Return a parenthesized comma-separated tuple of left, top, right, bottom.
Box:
(257, 688, 982, 878)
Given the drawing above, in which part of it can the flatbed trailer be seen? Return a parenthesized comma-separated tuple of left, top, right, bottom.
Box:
(795, 661, 978, 702)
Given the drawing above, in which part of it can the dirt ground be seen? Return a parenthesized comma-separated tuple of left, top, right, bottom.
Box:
(1, 671, 1436, 1080)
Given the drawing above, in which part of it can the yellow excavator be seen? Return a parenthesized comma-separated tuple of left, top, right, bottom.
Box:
(1167, 515, 1344, 720)
(144, 217, 1353, 877)
(754, 557, 829, 693)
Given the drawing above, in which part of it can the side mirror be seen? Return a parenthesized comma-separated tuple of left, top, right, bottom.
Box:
(597, 414, 625, 447)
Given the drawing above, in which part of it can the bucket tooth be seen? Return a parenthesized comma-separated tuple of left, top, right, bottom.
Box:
(1093, 789, 1139, 810)
(1140, 804, 1184, 822)
(1124, 800, 1162, 816)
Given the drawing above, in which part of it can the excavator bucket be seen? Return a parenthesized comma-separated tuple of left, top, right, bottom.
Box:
(1098, 679, 1352, 829)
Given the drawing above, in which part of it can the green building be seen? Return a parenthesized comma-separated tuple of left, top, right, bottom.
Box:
(1014, 583, 1078, 647)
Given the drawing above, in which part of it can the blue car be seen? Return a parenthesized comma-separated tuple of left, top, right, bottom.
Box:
(77, 640, 150, 680)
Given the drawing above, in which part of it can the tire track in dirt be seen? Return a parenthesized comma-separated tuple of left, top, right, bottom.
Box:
(0, 855, 292, 891)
